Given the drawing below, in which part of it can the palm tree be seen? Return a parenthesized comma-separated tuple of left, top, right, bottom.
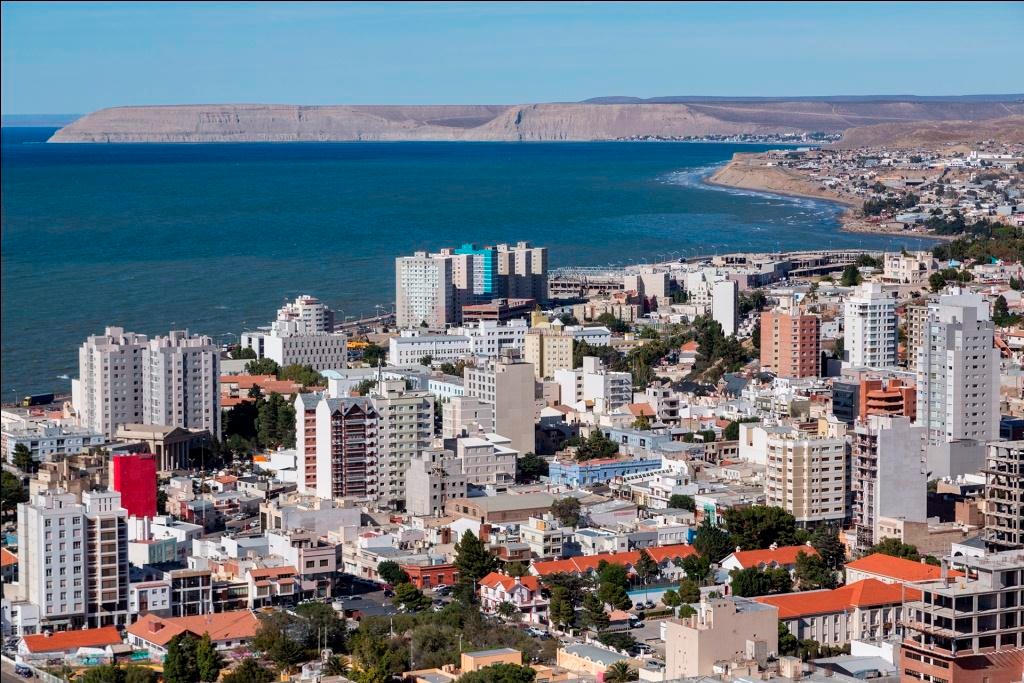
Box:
(604, 660, 638, 683)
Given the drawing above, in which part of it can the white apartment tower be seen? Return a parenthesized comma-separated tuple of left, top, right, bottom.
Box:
(916, 292, 999, 445)
(276, 294, 334, 333)
(712, 279, 739, 336)
(18, 490, 89, 630)
(370, 379, 436, 509)
(395, 251, 456, 329)
(844, 283, 898, 368)
(73, 327, 148, 438)
(143, 330, 220, 438)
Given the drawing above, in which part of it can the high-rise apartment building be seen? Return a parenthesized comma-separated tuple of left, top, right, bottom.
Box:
(454, 243, 498, 299)
(903, 299, 929, 366)
(241, 295, 347, 371)
(81, 490, 129, 628)
(73, 327, 149, 439)
(405, 447, 468, 517)
(395, 251, 456, 329)
(851, 415, 927, 552)
(712, 279, 739, 336)
(442, 396, 495, 438)
(18, 490, 89, 630)
(844, 283, 898, 368)
(916, 292, 999, 445)
(370, 379, 435, 509)
(17, 489, 129, 631)
(275, 294, 335, 333)
(760, 307, 821, 378)
(764, 426, 848, 526)
(495, 241, 548, 302)
(983, 441, 1023, 552)
(314, 397, 379, 501)
(465, 351, 536, 456)
(902, 550, 1024, 683)
(74, 327, 219, 439)
(295, 392, 321, 494)
(143, 330, 220, 438)
(524, 327, 573, 380)
(554, 356, 632, 409)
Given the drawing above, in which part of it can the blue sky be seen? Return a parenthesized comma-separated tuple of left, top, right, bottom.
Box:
(2, 1, 1022, 114)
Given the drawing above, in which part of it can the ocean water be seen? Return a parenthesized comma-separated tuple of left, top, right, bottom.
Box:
(1, 128, 936, 398)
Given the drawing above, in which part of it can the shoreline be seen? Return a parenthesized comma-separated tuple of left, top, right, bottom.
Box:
(703, 154, 949, 241)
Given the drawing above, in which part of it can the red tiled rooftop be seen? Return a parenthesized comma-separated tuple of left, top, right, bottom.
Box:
(127, 610, 259, 648)
(479, 572, 542, 593)
(845, 553, 964, 584)
(726, 545, 818, 569)
(532, 544, 697, 576)
(755, 579, 917, 618)
(22, 626, 122, 653)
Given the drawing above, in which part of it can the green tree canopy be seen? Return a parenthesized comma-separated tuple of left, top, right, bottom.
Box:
(604, 660, 639, 683)
(222, 658, 275, 683)
(677, 579, 701, 604)
(1, 470, 28, 517)
(868, 537, 921, 561)
(516, 452, 549, 483)
(278, 363, 326, 387)
(633, 549, 660, 584)
(245, 357, 280, 376)
(667, 494, 695, 511)
(582, 591, 610, 632)
(723, 505, 798, 550)
(729, 567, 793, 597)
(394, 581, 432, 612)
(693, 518, 733, 563)
(163, 633, 200, 683)
(551, 497, 582, 527)
(12, 443, 36, 473)
(840, 264, 862, 287)
(810, 525, 846, 568)
(196, 632, 224, 682)
(253, 612, 307, 670)
(453, 530, 498, 602)
(793, 551, 839, 591)
(549, 586, 575, 629)
(295, 600, 348, 652)
(679, 554, 713, 585)
(361, 343, 387, 367)
(377, 560, 410, 586)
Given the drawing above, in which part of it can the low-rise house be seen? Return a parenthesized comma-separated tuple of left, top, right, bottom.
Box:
(720, 544, 819, 577)
(129, 580, 172, 617)
(531, 544, 697, 580)
(245, 566, 298, 608)
(478, 572, 549, 624)
(556, 643, 637, 677)
(18, 626, 123, 663)
(664, 597, 779, 678)
(127, 610, 260, 659)
(754, 579, 913, 646)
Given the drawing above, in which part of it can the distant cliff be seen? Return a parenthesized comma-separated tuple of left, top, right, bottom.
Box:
(49, 99, 1024, 143)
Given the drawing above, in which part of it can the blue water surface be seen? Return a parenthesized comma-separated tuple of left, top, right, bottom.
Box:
(1, 127, 935, 397)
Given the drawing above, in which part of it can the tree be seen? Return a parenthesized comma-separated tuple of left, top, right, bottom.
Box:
(551, 497, 582, 527)
(505, 561, 528, 578)
(163, 633, 200, 683)
(361, 343, 387, 367)
(794, 551, 838, 590)
(631, 414, 651, 430)
(323, 656, 349, 677)
(596, 312, 630, 335)
(582, 592, 610, 632)
(453, 530, 497, 602)
(598, 632, 637, 652)
(633, 549, 660, 585)
(693, 518, 732, 563)
(222, 658, 275, 683)
(516, 452, 549, 483)
(723, 506, 798, 550)
(410, 623, 462, 669)
(278, 363, 325, 387)
(394, 581, 432, 612)
(868, 537, 920, 561)
(457, 663, 537, 683)
(667, 494, 695, 511)
(230, 346, 258, 360)
(1, 471, 28, 517)
(80, 664, 159, 683)
(419, 354, 434, 366)
(196, 633, 224, 682)
(377, 560, 410, 586)
(567, 430, 621, 461)
(677, 579, 701, 603)
(680, 554, 712, 585)
(497, 601, 518, 620)
(541, 572, 590, 608)
(245, 357, 280, 376)
(549, 586, 575, 630)
(295, 600, 348, 652)
(661, 588, 681, 607)
(12, 443, 35, 473)
(810, 525, 845, 568)
(596, 562, 632, 610)
(993, 295, 1019, 326)
(730, 567, 792, 597)
(253, 612, 306, 670)
(604, 660, 638, 683)
(778, 621, 799, 657)
(123, 666, 159, 683)
(840, 264, 862, 287)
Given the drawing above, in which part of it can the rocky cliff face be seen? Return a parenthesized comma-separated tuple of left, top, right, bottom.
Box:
(49, 101, 1024, 143)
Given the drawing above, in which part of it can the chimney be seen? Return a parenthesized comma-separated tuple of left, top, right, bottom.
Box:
(940, 558, 950, 584)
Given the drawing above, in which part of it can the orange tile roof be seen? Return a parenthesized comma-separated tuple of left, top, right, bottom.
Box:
(532, 544, 697, 576)
(626, 403, 656, 417)
(248, 565, 297, 580)
(479, 572, 541, 593)
(680, 341, 699, 352)
(845, 553, 963, 584)
(727, 545, 818, 569)
(127, 610, 260, 648)
(1, 547, 17, 567)
(754, 579, 917, 619)
(22, 626, 122, 653)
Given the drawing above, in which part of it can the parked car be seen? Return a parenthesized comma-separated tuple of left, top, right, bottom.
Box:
(432, 583, 449, 592)
(383, 589, 395, 598)
(15, 664, 33, 678)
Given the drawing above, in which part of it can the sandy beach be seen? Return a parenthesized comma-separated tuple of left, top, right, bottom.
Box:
(705, 153, 947, 240)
